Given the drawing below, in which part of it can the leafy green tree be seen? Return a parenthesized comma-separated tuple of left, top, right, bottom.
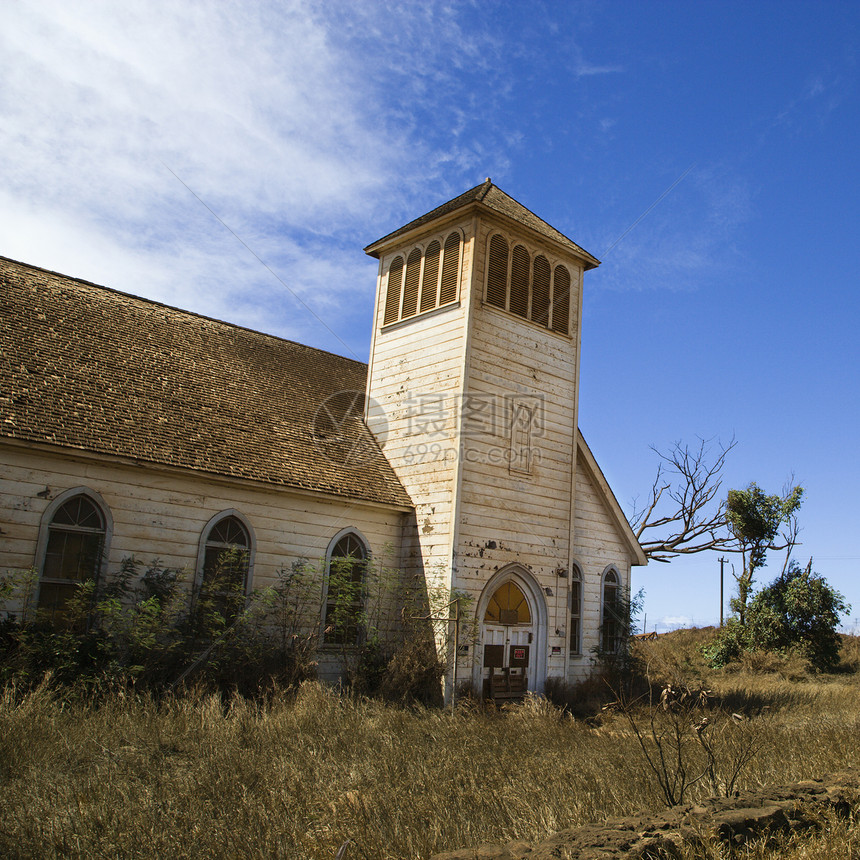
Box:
(726, 482, 804, 624)
(746, 560, 849, 671)
(705, 560, 849, 671)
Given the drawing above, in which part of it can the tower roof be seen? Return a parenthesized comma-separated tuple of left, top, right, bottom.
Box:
(364, 179, 600, 269)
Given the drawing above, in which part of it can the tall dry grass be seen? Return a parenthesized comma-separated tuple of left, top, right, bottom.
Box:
(0, 633, 858, 859)
(675, 805, 860, 860)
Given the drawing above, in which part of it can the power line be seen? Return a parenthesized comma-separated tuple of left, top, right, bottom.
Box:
(602, 163, 696, 257)
(160, 160, 361, 361)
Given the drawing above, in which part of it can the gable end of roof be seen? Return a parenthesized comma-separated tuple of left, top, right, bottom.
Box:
(364, 181, 600, 268)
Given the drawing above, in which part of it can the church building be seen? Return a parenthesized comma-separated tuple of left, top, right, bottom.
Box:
(0, 181, 646, 698)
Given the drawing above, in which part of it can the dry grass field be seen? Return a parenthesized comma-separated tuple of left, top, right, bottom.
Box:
(1, 630, 858, 859)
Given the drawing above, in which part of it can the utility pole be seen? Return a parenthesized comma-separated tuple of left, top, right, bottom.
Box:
(718, 557, 728, 627)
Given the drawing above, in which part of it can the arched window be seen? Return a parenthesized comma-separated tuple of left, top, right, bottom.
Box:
(484, 579, 532, 625)
(569, 566, 582, 655)
(601, 568, 621, 653)
(382, 231, 462, 326)
(323, 531, 368, 645)
(38, 492, 108, 616)
(199, 513, 253, 618)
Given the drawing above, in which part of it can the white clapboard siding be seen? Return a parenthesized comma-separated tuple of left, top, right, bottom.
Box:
(0, 444, 406, 623)
(364, 201, 642, 693)
(569, 450, 635, 681)
(365, 215, 475, 594)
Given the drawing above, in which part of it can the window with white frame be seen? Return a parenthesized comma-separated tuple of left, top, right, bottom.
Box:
(601, 568, 621, 653)
(569, 566, 582, 655)
(484, 231, 574, 335)
(383, 230, 462, 325)
(322, 532, 368, 645)
(199, 513, 252, 619)
(38, 492, 108, 617)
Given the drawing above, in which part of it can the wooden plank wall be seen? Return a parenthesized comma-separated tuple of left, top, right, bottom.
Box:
(571, 456, 634, 681)
(366, 215, 475, 596)
(453, 215, 583, 682)
(0, 444, 408, 680)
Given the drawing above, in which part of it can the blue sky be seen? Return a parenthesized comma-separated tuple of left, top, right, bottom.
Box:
(3, 0, 858, 631)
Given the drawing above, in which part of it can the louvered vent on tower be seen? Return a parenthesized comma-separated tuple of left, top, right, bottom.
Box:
(384, 256, 404, 325)
(483, 231, 576, 337)
(486, 234, 509, 309)
(510, 245, 530, 318)
(532, 255, 550, 327)
(381, 229, 464, 326)
(552, 265, 571, 335)
(439, 232, 460, 305)
(402, 248, 421, 318)
(421, 240, 441, 313)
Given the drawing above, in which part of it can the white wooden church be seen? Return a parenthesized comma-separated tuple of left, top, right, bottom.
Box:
(0, 181, 646, 698)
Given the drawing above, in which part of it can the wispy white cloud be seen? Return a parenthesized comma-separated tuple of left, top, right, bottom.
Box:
(770, 69, 847, 136)
(575, 62, 624, 77)
(0, 0, 744, 343)
(0, 0, 501, 350)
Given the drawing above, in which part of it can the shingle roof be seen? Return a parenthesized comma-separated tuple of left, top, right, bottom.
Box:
(364, 180, 600, 269)
(0, 256, 413, 509)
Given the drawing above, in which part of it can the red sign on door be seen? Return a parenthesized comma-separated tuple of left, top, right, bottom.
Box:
(513, 647, 526, 661)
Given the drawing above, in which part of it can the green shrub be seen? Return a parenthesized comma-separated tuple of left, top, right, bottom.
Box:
(0, 555, 319, 697)
(705, 561, 849, 672)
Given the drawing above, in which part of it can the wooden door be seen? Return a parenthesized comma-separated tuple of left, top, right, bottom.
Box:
(481, 581, 534, 700)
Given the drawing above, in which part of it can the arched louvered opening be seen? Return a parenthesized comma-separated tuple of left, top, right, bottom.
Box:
(532, 255, 550, 327)
(420, 240, 441, 313)
(382, 231, 463, 326)
(483, 231, 576, 337)
(510, 244, 530, 318)
(552, 264, 571, 335)
(383, 256, 404, 326)
(402, 248, 422, 318)
(439, 232, 460, 305)
(486, 234, 509, 308)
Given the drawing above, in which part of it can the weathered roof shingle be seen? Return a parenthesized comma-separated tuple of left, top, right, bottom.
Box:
(0, 257, 413, 509)
(364, 179, 600, 269)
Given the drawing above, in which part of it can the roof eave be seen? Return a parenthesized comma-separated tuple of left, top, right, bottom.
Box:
(577, 430, 648, 567)
(364, 199, 484, 258)
(365, 196, 601, 270)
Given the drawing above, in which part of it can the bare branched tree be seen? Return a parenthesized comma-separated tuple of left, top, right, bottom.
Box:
(630, 438, 737, 563)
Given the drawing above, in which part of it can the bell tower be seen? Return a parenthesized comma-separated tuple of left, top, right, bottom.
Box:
(364, 180, 603, 694)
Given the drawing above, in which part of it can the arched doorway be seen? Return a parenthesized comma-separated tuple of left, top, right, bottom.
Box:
(474, 567, 547, 700)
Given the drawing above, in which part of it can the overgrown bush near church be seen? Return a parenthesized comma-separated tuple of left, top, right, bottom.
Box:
(317, 553, 465, 705)
(0, 551, 455, 703)
(0, 555, 320, 697)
